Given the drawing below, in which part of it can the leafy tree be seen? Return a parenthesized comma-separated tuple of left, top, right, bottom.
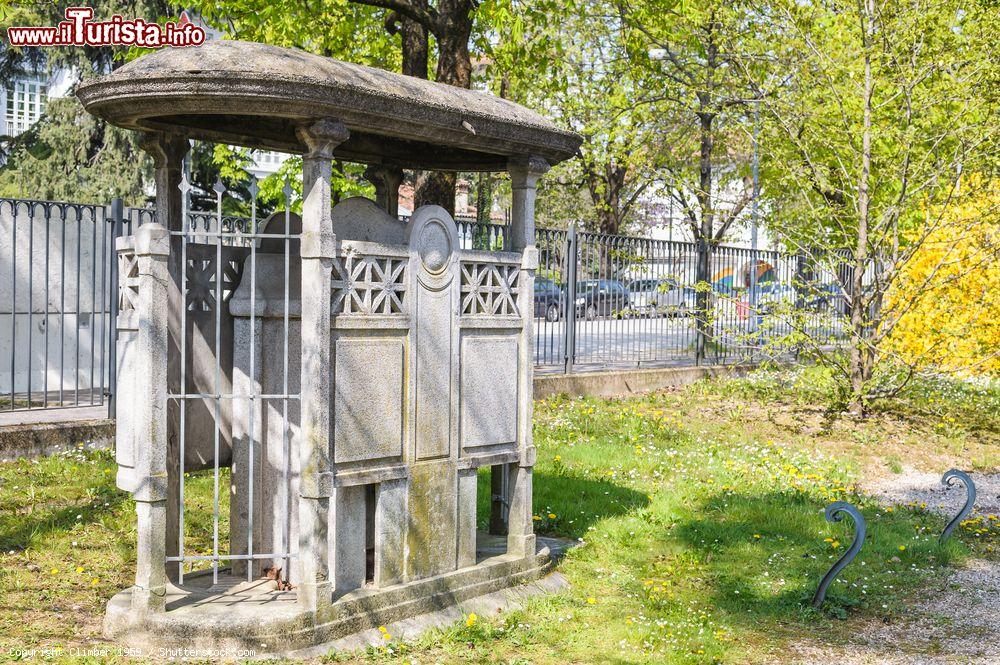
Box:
(610, 0, 766, 356)
(749, 0, 997, 413)
(0, 96, 147, 203)
(619, 0, 762, 245)
(479, 0, 664, 236)
(195, 0, 483, 213)
(0, 1, 177, 202)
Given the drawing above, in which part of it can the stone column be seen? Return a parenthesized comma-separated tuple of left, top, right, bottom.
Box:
(126, 222, 171, 614)
(506, 156, 549, 558)
(138, 132, 190, 584)
(295, 119, 350, 612)
(363, 164, 403, 218)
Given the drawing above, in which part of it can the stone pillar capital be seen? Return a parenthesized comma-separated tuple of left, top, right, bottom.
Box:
(297, 118, 350, 160)
(507, 155, 550, 185)
(507, 156, 547, 252)
(132, 223, 170, 258)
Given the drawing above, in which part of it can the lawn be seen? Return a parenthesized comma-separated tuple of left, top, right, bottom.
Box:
(1, 367, 999, 663)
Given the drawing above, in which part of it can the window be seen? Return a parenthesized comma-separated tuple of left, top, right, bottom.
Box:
(5, 78, 47, 136)
(250, 150, 289, 170)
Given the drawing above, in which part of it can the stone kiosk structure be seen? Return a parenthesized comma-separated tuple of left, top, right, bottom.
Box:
(77, 41, 581, 651)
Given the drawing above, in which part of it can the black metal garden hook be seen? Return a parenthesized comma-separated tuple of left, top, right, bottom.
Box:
(940, 469, 976, 543)
(812, 501, 866, 609)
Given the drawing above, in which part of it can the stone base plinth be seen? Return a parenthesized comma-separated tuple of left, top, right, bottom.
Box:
(104, 535, 568, 656)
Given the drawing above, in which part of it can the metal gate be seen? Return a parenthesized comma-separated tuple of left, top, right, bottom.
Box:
(161, 177, 299, 584)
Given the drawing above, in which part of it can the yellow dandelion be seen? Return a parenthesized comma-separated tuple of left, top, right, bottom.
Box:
(586, 597, 597, 605)
(548, 513, 557, 519)
(465, 613, 478, 627)
(898, 545, 906, 551)
(50, 568, 59, 575)
(90, 578, 99, 586)
(76, 566, 85, 574)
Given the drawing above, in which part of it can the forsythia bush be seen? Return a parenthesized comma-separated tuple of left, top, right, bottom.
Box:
(887, 189, 1000, 376)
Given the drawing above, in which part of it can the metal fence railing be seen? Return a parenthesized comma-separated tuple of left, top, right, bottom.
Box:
(530, 227, 849, 373)
(1, 195, 850, 413)
(0, 199, 113, 413)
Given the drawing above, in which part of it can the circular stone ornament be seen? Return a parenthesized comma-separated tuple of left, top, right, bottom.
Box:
(418, 220, 452, 274)
(407, 206, 459, 290)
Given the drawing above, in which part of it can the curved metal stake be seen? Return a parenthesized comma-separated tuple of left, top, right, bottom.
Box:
(940, 469, 976, 543)
(812, 501, 866, 609)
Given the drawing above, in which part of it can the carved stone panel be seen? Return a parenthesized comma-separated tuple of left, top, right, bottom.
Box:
(407, 206, 460, 462)
(333, 336, 406, 464)
(414, 287, 452, 460)
(460, 335, 518, 451)
(460, 262, 519, 316)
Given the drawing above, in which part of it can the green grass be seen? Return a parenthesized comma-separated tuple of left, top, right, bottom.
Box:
(1, 370, 999, 663)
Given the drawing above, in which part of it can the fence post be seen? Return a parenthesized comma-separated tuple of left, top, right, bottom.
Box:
(107, 198, 123, 419)
(563, 224, 578, 374)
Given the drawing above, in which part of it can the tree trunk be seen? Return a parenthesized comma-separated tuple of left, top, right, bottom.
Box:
(694, 97, 716, 363)
(433, 0, 474, 89)
(584, 162, 627, 237)
(849, 1, 875, 416)
(399, 16, 428, 79)
(413, 0, 473, 214)
(476, 172, 492, 224)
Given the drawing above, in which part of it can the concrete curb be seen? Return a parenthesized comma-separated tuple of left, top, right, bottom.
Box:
(533, 363, 758, 399)
(0, 418, 114, 462)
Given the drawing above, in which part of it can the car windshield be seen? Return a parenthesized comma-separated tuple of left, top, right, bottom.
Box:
(535, 278, 551, 289)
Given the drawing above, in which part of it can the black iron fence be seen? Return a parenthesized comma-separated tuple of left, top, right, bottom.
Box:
(529, 226, 849, 373)
(1, 195, 849, 413)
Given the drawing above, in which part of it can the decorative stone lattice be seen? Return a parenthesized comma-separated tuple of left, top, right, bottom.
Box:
(186, 257, 243, 312)
(460, 262, 520, 316)
(331, 253, 408, 315)
(118, 249, 139, 312)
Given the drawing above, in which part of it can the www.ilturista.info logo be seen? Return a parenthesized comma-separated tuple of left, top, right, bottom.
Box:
(7, 7, 206, 48)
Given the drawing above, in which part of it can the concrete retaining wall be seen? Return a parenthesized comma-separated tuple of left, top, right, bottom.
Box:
(533, 364, 756, 399)
(0, 417, 114, 462)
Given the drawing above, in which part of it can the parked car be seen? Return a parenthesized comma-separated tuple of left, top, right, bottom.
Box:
(575, 279, 630, 319)
(627, 278, 696, 317)
(534, 277, 564, 322)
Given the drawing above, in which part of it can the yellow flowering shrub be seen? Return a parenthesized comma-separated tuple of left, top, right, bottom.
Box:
(887, 187, 1000, 376)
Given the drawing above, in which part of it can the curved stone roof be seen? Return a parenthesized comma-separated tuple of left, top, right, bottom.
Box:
(77, 41, 582, 171)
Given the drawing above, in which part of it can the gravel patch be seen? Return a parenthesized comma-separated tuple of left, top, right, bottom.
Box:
(788, 469, 1000, 664)
(790, 558, 1000, 664)
(863, 468, 1000, 518)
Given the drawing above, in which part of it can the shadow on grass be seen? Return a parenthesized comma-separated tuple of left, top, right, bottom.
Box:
(476, 469, 649, 540)
(669, 490, 960, 626)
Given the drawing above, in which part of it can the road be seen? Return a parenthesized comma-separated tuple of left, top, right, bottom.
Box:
(533, 313, 843, 369)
